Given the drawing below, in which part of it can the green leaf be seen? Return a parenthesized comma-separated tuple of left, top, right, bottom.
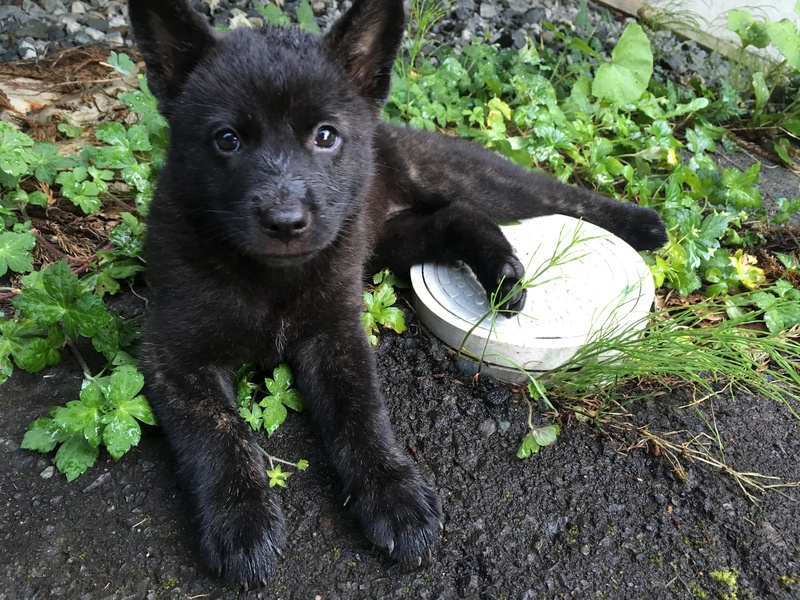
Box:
(267, 363, 293, 395)
(102, 410, 141, 460)
(0, 320, 63, 373)
(267, 464, 291, 488)
(54, 432, 99, 481)
(766, 18, 800, 69)
(21, 418, 64, 453)
(295, 0, 321, 34)
(727, 10, 771, 49)
(0, 229, 36, 276)
(516, 433, 540, 458)
(592, 24, 653, 106)
(94, 122, 131, 151)
(532, 424, 561, 447)
(0, 123, 36, 179)
(260, 395, 288, 435)
(752, 72, 770, 114)
(13, 260, 113, 341)
(107, 51, 136, 77)
(58, 121, 82, 139)
(102, 364, 145, 406)
(239, 404, 263, 431)
(278, 388, 305, 412)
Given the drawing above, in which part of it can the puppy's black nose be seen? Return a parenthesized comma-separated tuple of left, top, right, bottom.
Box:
(258, 206, 311, 242)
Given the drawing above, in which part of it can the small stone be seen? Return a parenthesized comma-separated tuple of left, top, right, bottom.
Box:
(479, 3, 497, 19)
(104, 31, 125, 46)
(108, 15, 127, 28)
(478, 418, 497, 438)
(42, 0, 66, 12)
(47, 25, 67, 41)
(63, 16, 82, 35)
(85, 17, 108, 32)
(83, 26, 106, 42)
(40, 465, 55, 479)
(22, 0, 47, 18)
(82, 472, 112, 493)
(228, 12, 251, 29)
(19, 44, 37, 60)
(17, 20, 50, 39)
(71, 1, 87, 14)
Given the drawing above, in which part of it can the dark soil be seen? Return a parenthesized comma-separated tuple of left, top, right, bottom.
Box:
(1, 284, 799, 599)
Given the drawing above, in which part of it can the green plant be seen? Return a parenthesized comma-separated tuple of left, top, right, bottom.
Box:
(20, 364, 155, 481)
(257, 0, 321, 34)
(361, 273, 407, 345)
(725, 7, 800, 164)
(236, 363, 305, 434)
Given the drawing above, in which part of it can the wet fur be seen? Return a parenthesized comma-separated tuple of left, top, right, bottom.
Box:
(128, 0, 667, 587)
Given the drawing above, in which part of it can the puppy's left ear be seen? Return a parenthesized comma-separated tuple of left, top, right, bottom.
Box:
(324, 0, 405, 107)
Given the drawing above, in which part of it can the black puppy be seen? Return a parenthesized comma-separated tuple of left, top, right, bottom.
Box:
(128, 0, 666, 587)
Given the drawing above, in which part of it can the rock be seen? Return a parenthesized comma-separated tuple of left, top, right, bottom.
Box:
(479, 3, 497, 19)
(18, 40, 38, 60)
(62, 16, 82, 35)
(22, 0, 47, 18)
(83, 26, 107, 42)
(85, 17, 108, 32)
(104, 31, 125, 46)
(71, 1, 87, 14)
(42, 0, 66, 12)
(47, 25, 67, 41)
(16, 20, 51, 39)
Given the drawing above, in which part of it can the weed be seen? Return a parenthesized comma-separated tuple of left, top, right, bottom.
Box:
(362, 273, 407, 345)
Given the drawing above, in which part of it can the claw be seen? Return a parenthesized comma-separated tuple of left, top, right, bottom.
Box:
(274, 546, 283, 558)
(417, 556, 422, 567)
(387, 539, 395, 555)
(426, 549, 432, 562)
(343, 495, 351, 507)
(438, 521, 444, 532)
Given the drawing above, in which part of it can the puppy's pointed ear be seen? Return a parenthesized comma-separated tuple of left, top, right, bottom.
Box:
(127, 0, 216, 109)
(324, 0, 405, 107)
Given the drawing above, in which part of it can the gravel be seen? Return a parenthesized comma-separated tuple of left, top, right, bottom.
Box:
(0, 0, 534, 61)
(0, 0, 729, 84)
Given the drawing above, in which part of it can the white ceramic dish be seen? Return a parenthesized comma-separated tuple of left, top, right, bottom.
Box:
(410, 214, 655, 382)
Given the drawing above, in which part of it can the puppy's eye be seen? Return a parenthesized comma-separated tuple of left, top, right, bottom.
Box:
(314, 126, 339, 150)
(214, 128, 241, 153)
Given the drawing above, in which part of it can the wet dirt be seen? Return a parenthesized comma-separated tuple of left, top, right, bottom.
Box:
(1, 289, 799, 599)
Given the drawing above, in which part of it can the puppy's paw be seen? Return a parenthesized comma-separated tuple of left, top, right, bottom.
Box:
(346, 464, 443, 567)
(197, 490, 286, 588)
(477, 254, 526, 316)
(621, 206, 669, 251)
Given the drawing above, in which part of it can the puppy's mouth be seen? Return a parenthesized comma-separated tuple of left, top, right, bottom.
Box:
(252, 248, 319, 267)
(246, 235, 326, 267)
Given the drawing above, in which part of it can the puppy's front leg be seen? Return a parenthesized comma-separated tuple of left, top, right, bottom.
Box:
(140, 356, 285, 587)
(292, 320, 443, 565)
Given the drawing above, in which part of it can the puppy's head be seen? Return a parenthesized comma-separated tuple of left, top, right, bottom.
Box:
(128, 0, 405, 266)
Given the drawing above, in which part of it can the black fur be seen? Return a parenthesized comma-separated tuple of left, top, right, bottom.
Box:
(128, 0, 667, 587)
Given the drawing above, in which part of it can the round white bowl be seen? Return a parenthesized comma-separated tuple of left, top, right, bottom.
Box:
(410, 214, 655, 382)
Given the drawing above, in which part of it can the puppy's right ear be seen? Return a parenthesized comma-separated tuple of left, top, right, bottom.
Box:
(127, 0, 216, 109)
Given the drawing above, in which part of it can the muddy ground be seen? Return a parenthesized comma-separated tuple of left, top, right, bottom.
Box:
(2, 274, 800, 600)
